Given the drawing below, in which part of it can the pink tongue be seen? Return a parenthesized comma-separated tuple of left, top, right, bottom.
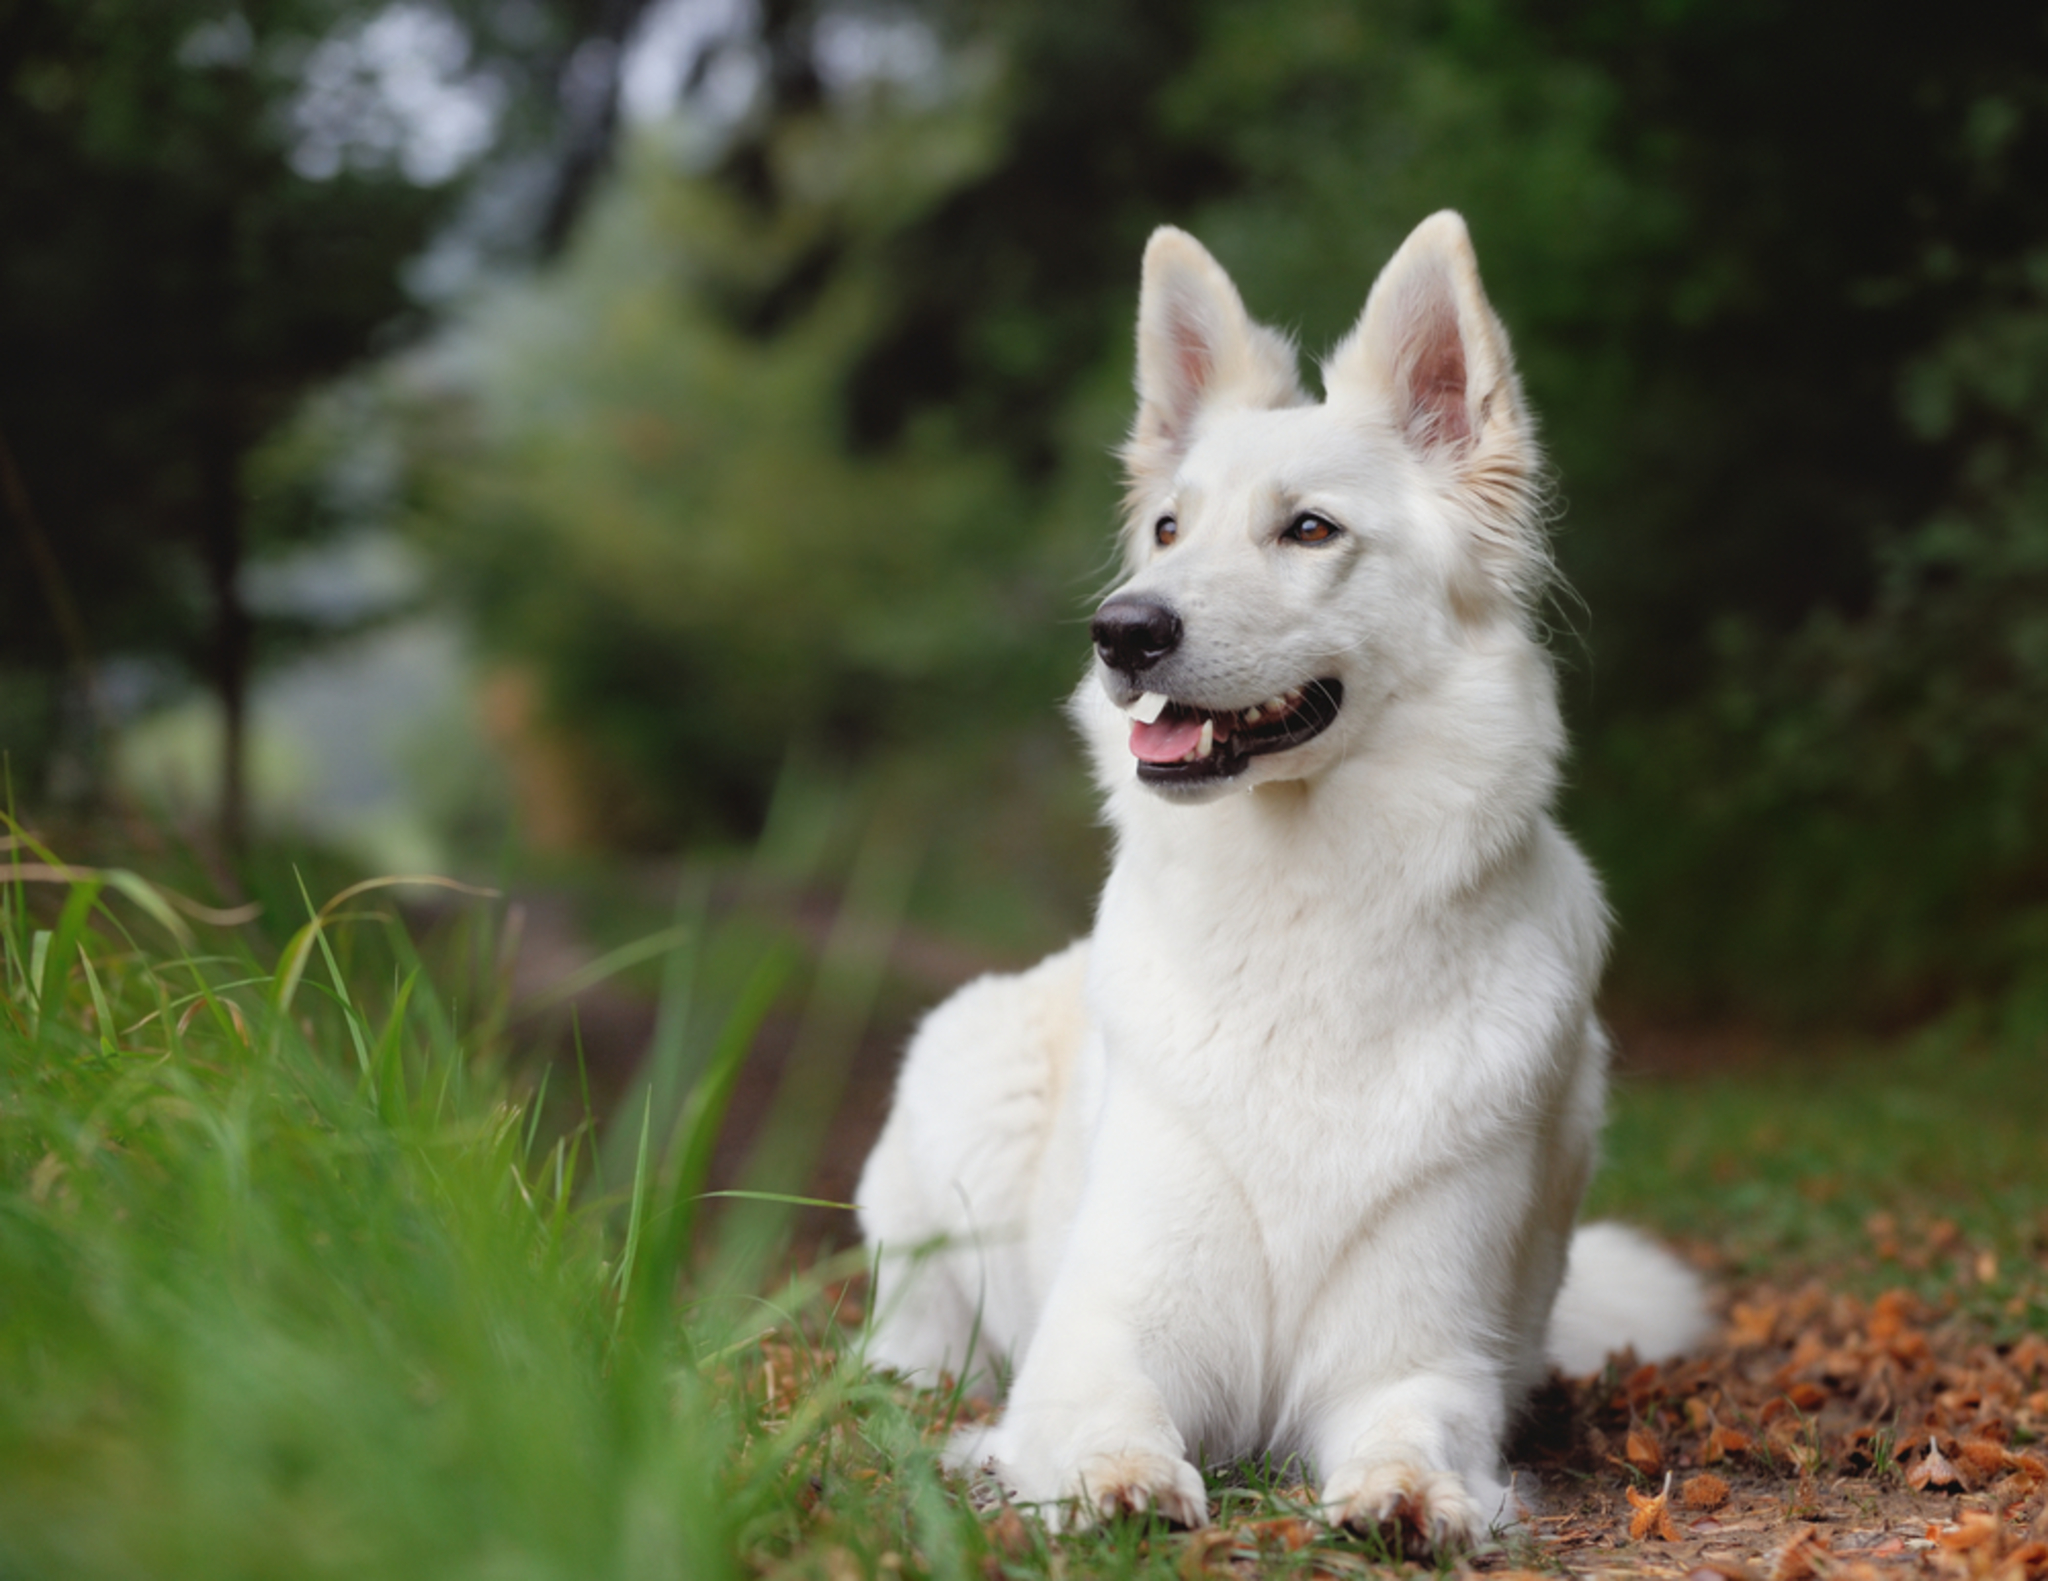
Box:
(1130, 715, 1205, 763)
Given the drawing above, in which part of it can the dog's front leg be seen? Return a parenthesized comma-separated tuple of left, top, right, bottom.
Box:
(1313, 1370, 1514, 1555)
(963, 1091, 1215, 1530)
(969, 1290, 1209, 1530)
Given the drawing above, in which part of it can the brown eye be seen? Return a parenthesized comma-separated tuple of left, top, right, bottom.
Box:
(1154, 515, 1179, 546)
(1284, 512, 1340, 545)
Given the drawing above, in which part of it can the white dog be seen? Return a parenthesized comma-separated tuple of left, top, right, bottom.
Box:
(856, 211, 1706, 1548)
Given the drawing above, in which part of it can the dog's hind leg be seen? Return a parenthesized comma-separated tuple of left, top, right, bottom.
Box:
(857, 940, 1089, 1392)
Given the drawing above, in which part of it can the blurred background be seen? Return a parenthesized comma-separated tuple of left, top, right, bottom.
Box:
(7, 0, 2048, 1103)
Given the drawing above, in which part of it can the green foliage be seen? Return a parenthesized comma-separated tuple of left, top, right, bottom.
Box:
(1571, 272, 2048, 1019)
(399, 99, 1111, 843)
(0, 828, 798, 1579)
(1591, 1003, 2048, 1336)
(141, 0, 2048, 1015)
(0, 0, 618, 832)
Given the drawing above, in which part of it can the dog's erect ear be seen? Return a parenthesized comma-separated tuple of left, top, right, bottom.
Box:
(1325, 212, 1543, 603)
(1122, 227, 1304, 496)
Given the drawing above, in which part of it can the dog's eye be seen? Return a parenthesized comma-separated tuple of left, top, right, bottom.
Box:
(1154, 515, 1179, 547)
(1283, 513, 1341, 545)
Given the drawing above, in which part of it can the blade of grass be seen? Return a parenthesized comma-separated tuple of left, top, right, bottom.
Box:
(36, 877, 105, 1045)
(370, 967, 421, 1123)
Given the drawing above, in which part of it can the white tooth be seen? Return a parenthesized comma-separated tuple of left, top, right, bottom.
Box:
(1128, 690, 1169, 724)
(1265, 695, 1286, 712)
(1198, 719, 1215, 758)
(1243, 705, 1262, 723)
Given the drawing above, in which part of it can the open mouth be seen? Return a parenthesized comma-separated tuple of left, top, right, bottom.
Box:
(1123, 678, 1344, 787)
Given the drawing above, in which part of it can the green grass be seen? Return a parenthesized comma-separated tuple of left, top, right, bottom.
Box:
(1590, 1000, 2048, 1334)
(6, 818, 2044, 1580)
(0, 824, 883, 1581)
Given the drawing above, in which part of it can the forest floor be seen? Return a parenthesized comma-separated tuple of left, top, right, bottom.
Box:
(503, 880, 2048, 1580)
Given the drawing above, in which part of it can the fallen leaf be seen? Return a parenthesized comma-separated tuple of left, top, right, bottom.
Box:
(1705, 1425, 1755, 1463)
(1932, 1511, 2005, 1553)
(1770, 1525, 1832, 1581)
(1909, 1435, 1967, 1491)
(1869, 1288, 1918, 1341)
(1629, 1472, 1680, 1542)
(2010, 1541, 2048, 1580)
(1240, 1517, 1319, 1552)
(984, 1503, 1030, 1558)
(1730, 1302, 1779, 1347)
(1957, 1437, 2015, 1482)
(1176, 1527, 1236, 1580)
(1627, 1426, 1666, 1477)
(1785, 1382, 1827, 1412)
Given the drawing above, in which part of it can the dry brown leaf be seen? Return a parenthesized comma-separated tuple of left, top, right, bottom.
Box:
(1933, 1510, 2007, 1553)
(1769, 1525, 1832, 1581)
(1869, 1288, 1918, 1341)
(2012, 1542, 2048, 1581)
(1627, 1426, 1666, 1477)
(1784, 1381, 1827, 1412)
(1730, 1301, 1779, 1348)
(1629, 1472, 1680, 1542)
(983, 1503, 1030, 1558)
(1705, 1424, 1755, 1463)
(1240, 1517, 1319, 1552)
(1175, 1527, 1237, 1580)
(1911, 1435, 1968, 1491)
(1959, 1437, 2016, 1482)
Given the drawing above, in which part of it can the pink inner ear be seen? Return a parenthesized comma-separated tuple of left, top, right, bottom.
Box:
(1166, 306, 1213, 432)
(1403, 296, 1470, 450)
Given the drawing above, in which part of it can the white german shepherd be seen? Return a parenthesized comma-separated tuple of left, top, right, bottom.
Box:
(856, 212, 1706, 1548)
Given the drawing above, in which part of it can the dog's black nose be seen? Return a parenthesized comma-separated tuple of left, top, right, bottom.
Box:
(1092, 595, 1182, 674)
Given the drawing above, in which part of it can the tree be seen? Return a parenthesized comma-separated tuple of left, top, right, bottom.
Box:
(372, 0, 2048, 1012)
(0, 0, 645, 852)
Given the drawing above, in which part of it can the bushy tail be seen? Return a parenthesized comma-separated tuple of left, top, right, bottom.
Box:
(1546, 1221, 1711, 1375)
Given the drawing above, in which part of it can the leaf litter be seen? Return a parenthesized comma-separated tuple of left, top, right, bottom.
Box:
(775, 1231, 2048, 1580)
(1507, 1265, 2048, 1581)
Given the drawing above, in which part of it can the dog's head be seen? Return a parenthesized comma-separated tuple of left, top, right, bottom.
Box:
(1085, 212, 1547, 802)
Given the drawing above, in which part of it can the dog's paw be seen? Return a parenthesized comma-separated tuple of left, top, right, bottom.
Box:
(1321, 1461, 1485, 1557)
(1068, 1448, 1209, 1531)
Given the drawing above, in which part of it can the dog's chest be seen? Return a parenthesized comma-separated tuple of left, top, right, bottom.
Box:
(1084, 801, 1576, 1230)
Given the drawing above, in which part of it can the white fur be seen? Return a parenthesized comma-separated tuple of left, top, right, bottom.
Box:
(856, 212, 1707, 1546)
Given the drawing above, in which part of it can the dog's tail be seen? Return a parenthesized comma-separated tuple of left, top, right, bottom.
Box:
(1546, 1221, 1711, 1375)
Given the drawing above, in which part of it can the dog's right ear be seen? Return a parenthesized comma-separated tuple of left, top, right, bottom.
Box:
(1122, 228, 1303, 497)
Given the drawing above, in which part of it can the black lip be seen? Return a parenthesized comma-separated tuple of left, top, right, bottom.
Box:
(1134, 678, 1345, 788)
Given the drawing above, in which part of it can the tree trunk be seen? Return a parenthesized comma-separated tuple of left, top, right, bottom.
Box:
(198, 205, 249, 859)
(201, 427, 249, 859)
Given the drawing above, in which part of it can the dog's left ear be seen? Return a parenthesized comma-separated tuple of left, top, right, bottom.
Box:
(1325, 212, 1542, 605)
(1123, 227, 1305, 499)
